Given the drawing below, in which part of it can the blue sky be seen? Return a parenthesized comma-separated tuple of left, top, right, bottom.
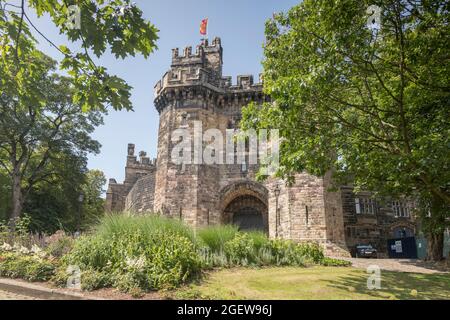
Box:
(29, 0, 299, 188)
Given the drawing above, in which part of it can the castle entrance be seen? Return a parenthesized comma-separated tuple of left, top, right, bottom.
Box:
(219, 182, 269, 233)
(224, 195, 267, 232)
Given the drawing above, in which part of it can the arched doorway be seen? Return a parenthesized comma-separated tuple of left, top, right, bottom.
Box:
(393, 226, 414, 238)
(224, 195, 267, 232)
(218, 182, 269, 233)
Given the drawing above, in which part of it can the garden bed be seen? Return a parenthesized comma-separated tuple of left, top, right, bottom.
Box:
(0, 214, 350, 298)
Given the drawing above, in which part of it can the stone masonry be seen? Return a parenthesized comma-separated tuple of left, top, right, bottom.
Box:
(105, 38, 417, 256)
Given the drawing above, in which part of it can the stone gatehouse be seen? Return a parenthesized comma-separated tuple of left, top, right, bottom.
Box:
(105, 38, 417, 256)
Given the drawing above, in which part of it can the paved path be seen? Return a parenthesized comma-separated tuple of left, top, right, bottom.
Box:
(0, 289, 39, 300)
(338, 257, 449, 274)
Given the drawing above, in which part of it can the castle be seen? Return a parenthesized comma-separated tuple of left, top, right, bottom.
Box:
(105, 38, 416, 256)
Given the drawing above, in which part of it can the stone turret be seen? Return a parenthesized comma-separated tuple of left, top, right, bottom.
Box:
(105, 143, 156, 212)
(170, 37, 223, 76)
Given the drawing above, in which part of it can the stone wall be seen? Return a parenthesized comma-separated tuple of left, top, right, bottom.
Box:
(341, 186, 417, 255)
(105, 144, 156, 213)
(124, 171, 156, 213)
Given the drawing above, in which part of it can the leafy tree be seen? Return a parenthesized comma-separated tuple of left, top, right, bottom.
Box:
(241, 0, 449, 260)
(0, 51, 103, 223)
(80, 169, 106, 229)
(0, 0, 158, 224)
(22, 143, 89, 233)
(1, 0, 158, 111)
(25, 168, 106, 234)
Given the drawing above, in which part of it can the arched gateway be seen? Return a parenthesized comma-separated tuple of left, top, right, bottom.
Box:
(218, 182, 268, 233)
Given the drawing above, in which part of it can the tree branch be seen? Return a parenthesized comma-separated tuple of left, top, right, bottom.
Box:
(14, 0, 25, 63)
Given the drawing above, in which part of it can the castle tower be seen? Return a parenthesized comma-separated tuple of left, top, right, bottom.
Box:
(152, 37, 347, 256)
(104, 38, 426, 257)
(153, 37, 268, 228)
(104, 38, 349, 256)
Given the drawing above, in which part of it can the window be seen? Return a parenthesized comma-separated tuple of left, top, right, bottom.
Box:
(392, 201, 410, 217)
(355, 197, 377, 214)
(305, 205, 309, 226)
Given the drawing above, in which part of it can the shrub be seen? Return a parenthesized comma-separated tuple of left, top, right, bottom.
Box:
(61, 236, 111, 270)
(197, 225, 238, 253)
(296, 242, 325, 264)
(0, 252, 55, 281)
(224, 232, 255, 265)
(198, 230, 313, 267)
(198, 248, 230, 268)
(63, 220, 202, 292)
(46, 235, 74, 258)
(247, 231, 269, 251)
(268, 240, 306, 266)
(94, 213, 196, 244)
(321, 257, 351, 267)
(81, 269, 111, 291)
(51, 265, 70, 287)
(0, 252, 28, 278)
(0, 214, 33, 247)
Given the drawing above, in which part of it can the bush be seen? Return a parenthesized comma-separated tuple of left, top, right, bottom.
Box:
(0, 214, 33, 247)
(94, 213, 196, 244)
(296, 242, 325, 264)
(224, 232, 255, 265)
(81, 269, 111, 291)
(197, 225, 238, 253)
(199, 231, 313, 267)
(0, 252, 55, 282)
(321, 257, 351, 267)
(46, 235, 74, 258)
(63, 221, 202, 292)
(51, 265, 70, 287)
(268, 240, 306, 266)
(247, 231, 270, 251)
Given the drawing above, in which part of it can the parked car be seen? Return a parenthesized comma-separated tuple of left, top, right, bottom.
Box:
(355, 245, 378, 258)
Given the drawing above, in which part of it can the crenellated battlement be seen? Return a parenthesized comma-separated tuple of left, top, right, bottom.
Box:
(154, 37, 267, 113)
(171, 37, 222, 64)
(126, 143, 156, 169)
(154, 72, 263, 95)
(105, 143, 156, 212)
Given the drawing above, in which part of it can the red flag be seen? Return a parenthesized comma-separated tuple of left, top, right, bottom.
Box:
(200, 18, 208, 36)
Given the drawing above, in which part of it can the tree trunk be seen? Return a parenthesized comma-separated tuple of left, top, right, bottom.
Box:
(10, 172, 23, 228)
(421, 192, 447, 262)
(426, 232, 444, 261)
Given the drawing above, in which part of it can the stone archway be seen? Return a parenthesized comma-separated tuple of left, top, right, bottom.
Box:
(218, 181, 268, 233)
(389, 221, 416, 238)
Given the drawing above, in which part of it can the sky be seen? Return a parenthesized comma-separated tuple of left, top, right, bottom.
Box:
(28, 0, 300, 188)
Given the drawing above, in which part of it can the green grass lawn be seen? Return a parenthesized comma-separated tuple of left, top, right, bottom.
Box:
(172, 266, 450, 300)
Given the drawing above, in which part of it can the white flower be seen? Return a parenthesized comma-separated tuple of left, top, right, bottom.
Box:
(125, 256, 146, 271)
(0, 243, 12, 251)
(31, 244, 47, 258)
(18, 246, 30, 255)
(31, 244, 42, 254)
